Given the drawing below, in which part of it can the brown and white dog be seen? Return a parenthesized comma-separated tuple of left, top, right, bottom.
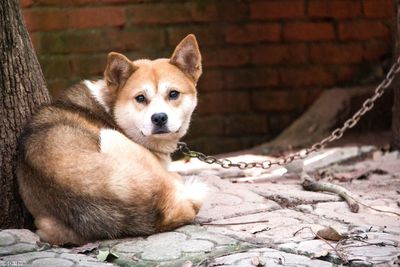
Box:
(17, 34, 207, 245)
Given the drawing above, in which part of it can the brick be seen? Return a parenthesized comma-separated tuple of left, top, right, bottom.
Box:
(69, 54, 107, 77)
(187, 115, 225, 138)
(198, 70, 224, 92)
(252, 89, 321, 112)
(252, 90, 307, 112)
(37, 31, 107, 54)
(251, 0, 305, 20)
(223, 68, 279, 89)
(363, 0, 394, 18)
(190, 2, 218, 22)
(108, 28, 166, 51)
(129, 4, 190, 25)
(363, 41, 391, 60)
(23, 7, 126, 32)
(308, 0, 361, 19)
(202, 47, 249, 67)
(224, 23, 281, 44)
(217, 1, 249, 21)
(38, 55, 71, 79)
(280, 66, 335, 88)
(283, 22, 335, 41)
(338, 21, 390, 40)
(29, 33, 40, 51)
(38, 29, 164, 54)
(224, 114, 269, 135)
(251, 44, 307, 65)
(309, 43, 364, 64)
(196, 92, 251, 114)
(33, 0, 145, 6)
(168, 26, 218, 46)
(336, 65, 358, 83)
(98, 0, 142, 4)
(26, 0, 79, 5)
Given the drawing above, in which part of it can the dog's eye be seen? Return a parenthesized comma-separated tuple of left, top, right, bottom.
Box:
(168, 90, 180, 100)
(135, 95, 146, 103)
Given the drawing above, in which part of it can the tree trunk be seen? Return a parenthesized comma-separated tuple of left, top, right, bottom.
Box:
(0, 0, 50, 228)
(392, 0, 400, 150)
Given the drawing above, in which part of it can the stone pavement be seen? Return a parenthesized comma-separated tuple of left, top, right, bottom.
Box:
(1, 146, 399, 266)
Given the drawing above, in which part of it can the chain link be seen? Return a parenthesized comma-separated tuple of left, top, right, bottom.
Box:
(177, 56, 400, 169)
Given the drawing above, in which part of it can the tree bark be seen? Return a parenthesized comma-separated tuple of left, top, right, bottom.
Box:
(393, 1, 400, 149)
(0, 0, 50, 228)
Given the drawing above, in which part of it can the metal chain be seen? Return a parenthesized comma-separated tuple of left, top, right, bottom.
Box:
(177, 56, 400, 170)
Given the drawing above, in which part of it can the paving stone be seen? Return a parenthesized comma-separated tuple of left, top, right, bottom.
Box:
(0, 251, 114, 267)
(194, 175, 280, 222)
(0, 229, 40, 256)
(279, 231, 400, 266)
(244, 183, 341, 207)
(109, 225, 252, 266)
(205, 209, 348, 245)
(208, 247, 334, 267)
(30, 257, 75, 266)
(0, 232, 16, 246)
(180, 240, 214, 253)
(312, 199, 400, 234)
(108, 239, 148, 254)
(177, 225, 238, 245)
(345, 173, 400, 201)
(141, 245, 182, 261)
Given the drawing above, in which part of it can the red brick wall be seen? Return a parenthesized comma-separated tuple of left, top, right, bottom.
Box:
(20, 0, 394, 154)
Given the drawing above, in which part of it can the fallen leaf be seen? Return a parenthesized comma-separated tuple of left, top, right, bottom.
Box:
(251, 256, 266, 266)
(317, 227, 345, 241)
(96, 248, 119, 262)
(71, 241, 100, 254)
(97, 249, 109, 262)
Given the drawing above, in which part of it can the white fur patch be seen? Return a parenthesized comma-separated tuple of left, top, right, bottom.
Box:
(175, 176, 209, 203)
(84, 79, 109, 112)
(99, 128, 133, 155)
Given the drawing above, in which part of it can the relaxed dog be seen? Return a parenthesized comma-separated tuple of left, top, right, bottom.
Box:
(17, 34, 207, 245)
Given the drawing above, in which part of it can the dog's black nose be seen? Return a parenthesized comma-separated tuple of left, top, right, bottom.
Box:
(151, 113, 168, 127)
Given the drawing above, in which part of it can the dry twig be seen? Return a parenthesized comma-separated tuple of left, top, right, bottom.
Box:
(300, 172, 359, 213)
(301, 171, 400, 216)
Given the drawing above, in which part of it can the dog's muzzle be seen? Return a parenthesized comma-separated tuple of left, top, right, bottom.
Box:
(151, 112, 170, 134)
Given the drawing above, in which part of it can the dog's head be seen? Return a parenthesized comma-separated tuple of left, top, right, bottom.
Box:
(96, 34, 201, 153)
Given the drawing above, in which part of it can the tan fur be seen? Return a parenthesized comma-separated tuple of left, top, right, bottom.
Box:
(17, 34, 205, 245)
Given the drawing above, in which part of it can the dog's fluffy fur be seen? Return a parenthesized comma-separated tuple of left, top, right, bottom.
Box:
(17, 34, 207, 245)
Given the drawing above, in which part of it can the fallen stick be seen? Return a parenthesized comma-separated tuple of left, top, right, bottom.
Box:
(300, 172, 360, 213)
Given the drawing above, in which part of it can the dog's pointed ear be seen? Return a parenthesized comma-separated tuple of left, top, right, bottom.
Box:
(104, 52, 137, 88)
(170, 34, 202, 83)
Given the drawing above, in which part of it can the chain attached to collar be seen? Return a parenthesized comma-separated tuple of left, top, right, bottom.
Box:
(177, 56, 400, 169)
